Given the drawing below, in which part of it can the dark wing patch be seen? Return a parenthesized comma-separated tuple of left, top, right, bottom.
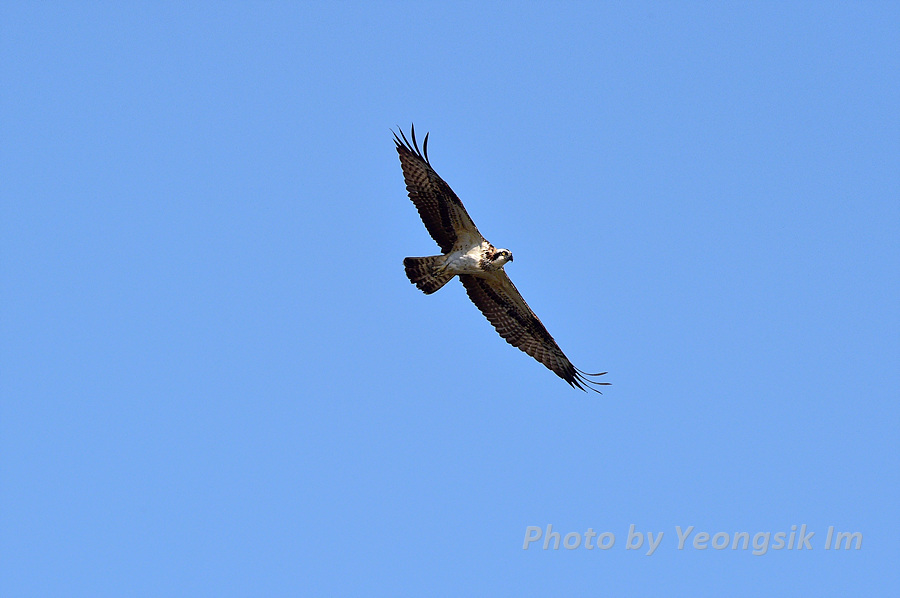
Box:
(394, 125, 482, 253)
(459, 273, 610, 393)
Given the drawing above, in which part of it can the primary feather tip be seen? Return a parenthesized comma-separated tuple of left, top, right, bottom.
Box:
(392, 124, 431, 164)
(571, 368, 611, 394)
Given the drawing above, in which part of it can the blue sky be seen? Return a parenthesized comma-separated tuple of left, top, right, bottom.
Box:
(2, 2, 898, 596)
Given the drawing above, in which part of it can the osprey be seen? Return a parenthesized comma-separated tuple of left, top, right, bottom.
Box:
(395, 126, 610, 392)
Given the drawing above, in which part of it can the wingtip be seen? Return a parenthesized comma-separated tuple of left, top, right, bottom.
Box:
(570, 368, 611, 394)
(392, 124, 431, 164)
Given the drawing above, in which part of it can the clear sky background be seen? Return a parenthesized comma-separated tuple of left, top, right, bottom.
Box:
(2, 2, 898, 596)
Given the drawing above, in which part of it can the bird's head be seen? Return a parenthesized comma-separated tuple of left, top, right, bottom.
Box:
(492, 249, 514, 267)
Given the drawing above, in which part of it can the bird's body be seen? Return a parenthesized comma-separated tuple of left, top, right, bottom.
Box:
(406, 240, 511, 289)
(394, 125, 609, 392)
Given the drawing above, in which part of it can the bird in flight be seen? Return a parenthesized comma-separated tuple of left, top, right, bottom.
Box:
(394, 125, 610, 392)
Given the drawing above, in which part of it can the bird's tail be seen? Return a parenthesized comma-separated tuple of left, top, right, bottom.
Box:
(403, 256, 454, 294)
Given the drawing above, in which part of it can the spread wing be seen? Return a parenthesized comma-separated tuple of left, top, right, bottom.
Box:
(394, 125, 483, 253)
(459, 272, 610, 393)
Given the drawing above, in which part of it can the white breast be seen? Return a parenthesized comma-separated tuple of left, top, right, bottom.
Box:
(445, 241, 492, 275)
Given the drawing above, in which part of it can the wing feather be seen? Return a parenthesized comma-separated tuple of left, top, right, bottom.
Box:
(394, 125, 483, 253)
(459, 273, 610, 392)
